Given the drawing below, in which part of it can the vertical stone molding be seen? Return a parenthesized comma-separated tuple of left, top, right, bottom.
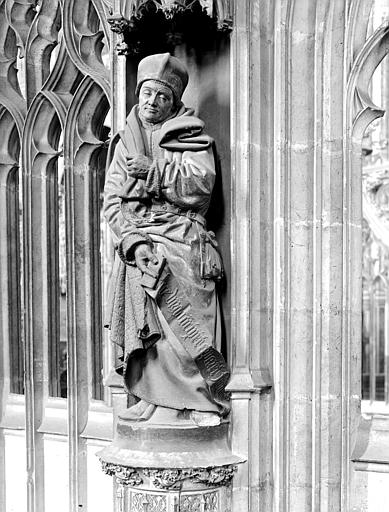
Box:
(272, 2, 352, 511)
(227, 1, 275, 510)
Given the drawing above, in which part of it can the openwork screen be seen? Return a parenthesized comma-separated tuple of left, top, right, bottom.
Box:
(362, 48, 389, 403)
(0, 1, 113, 510)
(0, 0, 111, 401)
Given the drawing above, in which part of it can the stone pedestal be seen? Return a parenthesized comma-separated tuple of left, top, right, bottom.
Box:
(98, 418, 243, 512)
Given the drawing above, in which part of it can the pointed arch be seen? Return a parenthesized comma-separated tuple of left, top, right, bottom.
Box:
(0, 2, 114, 512)
(4, 0, 36, 57)
(24, 0, 61, 104)
(0, 1, 25, 134)
(0, 105, 23, 401)
(345, 0, 389, 502)
(63, 0, 110, 98)
(347, 24, 389, 141)
(64, 74, 110, 510)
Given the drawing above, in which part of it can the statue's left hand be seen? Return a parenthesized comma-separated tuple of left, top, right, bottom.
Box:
(134, 243, 159, 276)
(126, 154, 152, 179)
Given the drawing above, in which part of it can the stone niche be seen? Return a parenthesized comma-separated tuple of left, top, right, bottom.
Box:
(123, 1, 232, 357)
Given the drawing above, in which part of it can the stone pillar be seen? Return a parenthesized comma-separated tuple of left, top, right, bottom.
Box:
(229, 1, 360, 511)
(271, 2, 358, 511)
(227, 2, 274, 510)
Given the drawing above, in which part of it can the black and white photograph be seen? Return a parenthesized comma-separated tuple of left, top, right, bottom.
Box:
(0, 1, 388, 511)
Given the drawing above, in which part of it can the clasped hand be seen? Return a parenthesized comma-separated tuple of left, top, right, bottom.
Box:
(126, 154, 152, 179)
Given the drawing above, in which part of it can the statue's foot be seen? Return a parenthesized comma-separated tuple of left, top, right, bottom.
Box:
(119, 400, 156, 422)
(189, 411, 221, 427)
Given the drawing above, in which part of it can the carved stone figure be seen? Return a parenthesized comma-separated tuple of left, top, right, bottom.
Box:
(104, 53, 230, 427)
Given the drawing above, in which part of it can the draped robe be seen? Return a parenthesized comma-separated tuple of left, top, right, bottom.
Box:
(103, 105, 229, 414)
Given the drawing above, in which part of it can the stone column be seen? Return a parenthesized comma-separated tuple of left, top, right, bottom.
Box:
(227, 2, 274, 511)
(229, 1, 360, 511)
(272, 2, 357, 511)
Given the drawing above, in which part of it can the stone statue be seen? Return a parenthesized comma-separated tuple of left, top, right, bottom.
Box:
(104, 53, 230, 427)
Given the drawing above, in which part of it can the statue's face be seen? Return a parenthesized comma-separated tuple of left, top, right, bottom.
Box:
(138, 80, 175, 124)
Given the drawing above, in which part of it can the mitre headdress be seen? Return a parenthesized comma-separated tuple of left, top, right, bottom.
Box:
(135, 53, 189, 103)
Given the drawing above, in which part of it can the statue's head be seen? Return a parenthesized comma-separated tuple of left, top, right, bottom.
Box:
(136, 53, 189, 124)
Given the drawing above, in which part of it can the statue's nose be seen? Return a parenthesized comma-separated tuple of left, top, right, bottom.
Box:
(147, 93, 158, 105)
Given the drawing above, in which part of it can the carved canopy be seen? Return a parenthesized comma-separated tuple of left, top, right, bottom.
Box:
(110, 0, 232, 30)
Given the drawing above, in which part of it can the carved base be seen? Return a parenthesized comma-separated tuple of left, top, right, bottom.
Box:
(103, 462, 235, 512)
(97, 418, 244, 511)
(115, 482, 231, 512)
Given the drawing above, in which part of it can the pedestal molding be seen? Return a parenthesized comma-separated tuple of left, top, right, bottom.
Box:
(100, 461, 237, 490)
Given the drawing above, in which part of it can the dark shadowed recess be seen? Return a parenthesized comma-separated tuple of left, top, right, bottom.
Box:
(123, 5, 232, 361)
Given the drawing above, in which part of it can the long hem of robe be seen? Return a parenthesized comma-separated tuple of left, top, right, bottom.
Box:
(126, 306, 220, 413)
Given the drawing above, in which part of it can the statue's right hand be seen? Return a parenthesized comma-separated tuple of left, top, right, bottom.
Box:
(134, 243, 158, 276)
